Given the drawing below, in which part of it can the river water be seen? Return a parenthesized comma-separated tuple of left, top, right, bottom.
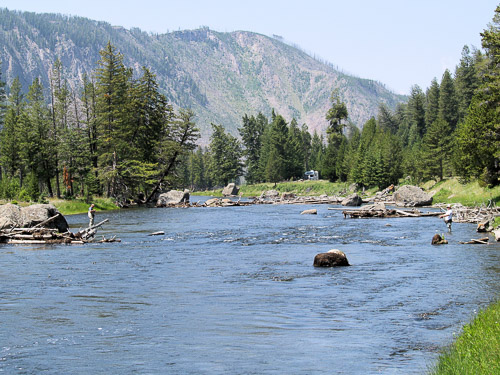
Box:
(1, 199, 499, 374)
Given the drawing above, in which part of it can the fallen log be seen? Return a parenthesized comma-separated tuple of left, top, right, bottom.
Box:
(0, 210, 119, 245)
(75, 219, 109, 240)
(32, 213, 61, 228)
(459, 237, 490, 245)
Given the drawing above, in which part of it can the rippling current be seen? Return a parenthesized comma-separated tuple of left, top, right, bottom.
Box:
(1, 199, 499, 374)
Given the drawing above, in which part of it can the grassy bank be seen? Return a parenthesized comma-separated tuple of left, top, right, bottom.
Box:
(195, 178, 500, 208)
(49, 197, 119, 216)
(424, 178, 500, 207)
(430, 300, 500, 375)
(194, 180, 378, 198)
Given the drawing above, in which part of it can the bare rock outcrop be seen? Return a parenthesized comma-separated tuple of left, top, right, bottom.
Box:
(222, 183, 239, 197)
(341, 193, 362, 206)
(156, 189, 190, 207)
(393, 185, 432, 207)
(0, 203, 69, 232)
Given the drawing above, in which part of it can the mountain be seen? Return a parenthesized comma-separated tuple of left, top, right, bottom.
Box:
(0, 8, 406, 142)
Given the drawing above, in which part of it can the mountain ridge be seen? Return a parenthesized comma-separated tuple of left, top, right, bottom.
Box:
(0, 8, 406, 142)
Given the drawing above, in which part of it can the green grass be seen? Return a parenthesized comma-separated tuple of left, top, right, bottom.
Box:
(426, 178, 500, 207)
(49, 197, 119, 215)
(430, 300, 500, 375)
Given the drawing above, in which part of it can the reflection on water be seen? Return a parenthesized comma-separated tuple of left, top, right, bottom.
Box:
(1, 199, 499, 374)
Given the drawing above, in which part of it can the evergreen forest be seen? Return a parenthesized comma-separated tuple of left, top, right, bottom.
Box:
(0, 6, 498, 203)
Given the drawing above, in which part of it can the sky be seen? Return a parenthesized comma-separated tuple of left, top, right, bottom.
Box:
(1, 0, 498, 94)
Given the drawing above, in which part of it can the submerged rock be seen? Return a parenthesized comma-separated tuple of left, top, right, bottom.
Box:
(313, 249, 350, 267)
(431, 234, 448, 245)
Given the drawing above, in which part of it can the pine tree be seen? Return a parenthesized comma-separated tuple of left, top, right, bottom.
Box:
(24, 78, 55, 197)
(260, 111, 289, 183)
(421, 117, 452, 180)
(146, 108, 199, 203)
(323, 90, 348, 182)
(189, 147, 206, 190)
(454, 45, 481, 123)
(350, 118, 376, 186)
(287, 118, 304, 180)
(0, 78, 24, 179)
(49, 58, 71, 198)
(454, 6, 500, 185)
(438, 69, 459, 130)
(377, 103, 398, 134)
(425, 78, 440, 130)
(94, 41, 132, 197)
(406, 85, 426, 138)
(239, 113, 267, 184)
(207, 123, 243, 186)
(309, 131, 324, 173)
(130, 67, 173, 163)
(300, 123, 312, 172)
(0, 62, 7, 128)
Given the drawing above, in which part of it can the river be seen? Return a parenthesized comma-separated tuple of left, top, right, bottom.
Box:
(1, 199, 499, 374)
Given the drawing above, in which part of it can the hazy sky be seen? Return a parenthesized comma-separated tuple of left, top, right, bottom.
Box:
(1, 0, 498, 94)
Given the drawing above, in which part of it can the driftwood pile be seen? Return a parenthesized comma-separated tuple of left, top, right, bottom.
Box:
(337, 203, 441, 219)
(252, 193, 343, 205)
(459, 237, 490, 245)
(434, 203, 500, 224)
(0, 216, 119, 244)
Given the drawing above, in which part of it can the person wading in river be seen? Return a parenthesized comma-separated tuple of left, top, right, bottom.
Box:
(88, 203, 96, 227)
(439, 204, 453, 232)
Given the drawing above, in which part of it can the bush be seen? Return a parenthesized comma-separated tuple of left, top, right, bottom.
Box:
(0, 176, 20, 199)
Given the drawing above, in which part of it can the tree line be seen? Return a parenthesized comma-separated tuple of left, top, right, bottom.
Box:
(0, 41, 199, 203)
(183, 7, 499, 191)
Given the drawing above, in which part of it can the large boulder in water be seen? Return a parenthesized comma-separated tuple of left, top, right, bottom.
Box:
(393, 185, 432, 207)
(0, 203, 69, 232)
(313, 249, 350, 267)
(341, 193, 362, 206)
(222, 183, 239, 197)
(21, 204, 69, 232)
(156, 189, 190, 207)
(0, 203, 22, 230)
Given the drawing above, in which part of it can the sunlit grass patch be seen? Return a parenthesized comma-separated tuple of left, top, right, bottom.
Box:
(50, 197, 119, 215)
(429, 300, 500, 375)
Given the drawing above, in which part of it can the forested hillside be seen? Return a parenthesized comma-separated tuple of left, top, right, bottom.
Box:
(189, 6, 499, 192)
(0, 7, 404, 141)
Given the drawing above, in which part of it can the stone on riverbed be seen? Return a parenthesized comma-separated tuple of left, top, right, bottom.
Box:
(313, 249, 350, 267)
(431, 234, 448, 245)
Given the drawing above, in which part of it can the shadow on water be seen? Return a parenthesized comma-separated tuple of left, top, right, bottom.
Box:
(1, 201, 499, 374)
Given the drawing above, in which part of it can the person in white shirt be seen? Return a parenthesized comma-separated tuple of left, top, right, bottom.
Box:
(88, 203, 96, 227)
(439, 204, 453, 232)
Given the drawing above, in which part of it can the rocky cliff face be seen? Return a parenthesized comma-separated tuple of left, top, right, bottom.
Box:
(0, 8, 406, 142)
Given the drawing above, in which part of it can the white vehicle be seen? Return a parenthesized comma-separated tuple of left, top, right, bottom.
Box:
(304, 170, 319, 180)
